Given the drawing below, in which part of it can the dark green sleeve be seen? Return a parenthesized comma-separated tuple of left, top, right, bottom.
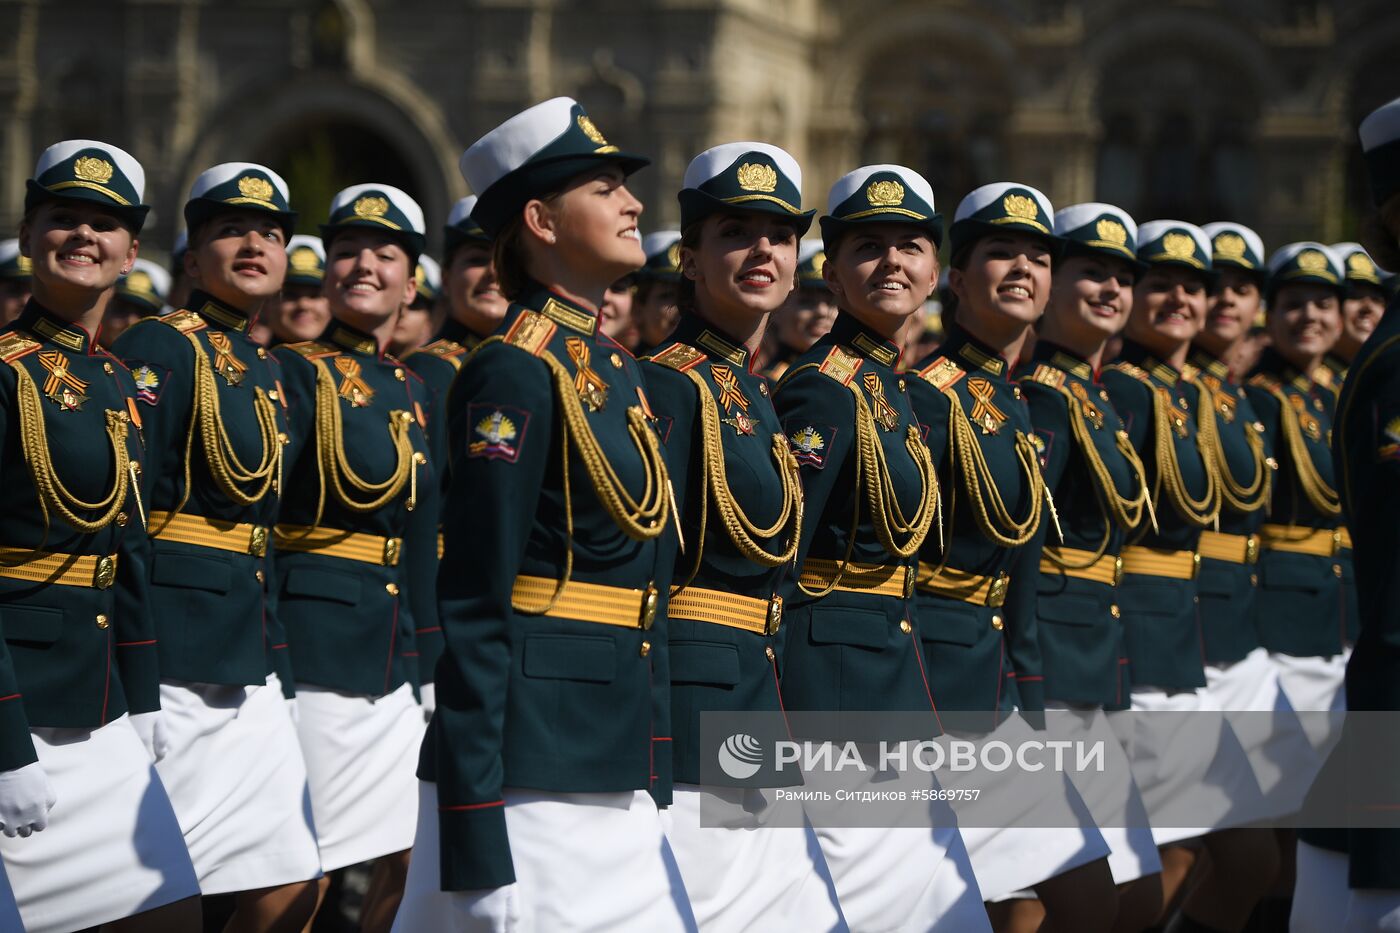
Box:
(405, 391, 443, 687)
(0, 370, 38, 771)
(1020, 383, 1073, 491)
(1006, 516, 1049, 719)
(772, 367, 856, 580)
(430, 342, 554, 891)
(111, 320, 196, 511)
(1101, 372, 1151, 450)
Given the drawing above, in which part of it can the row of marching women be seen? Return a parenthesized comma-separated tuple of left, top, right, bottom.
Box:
(0, 93, 1398, 933)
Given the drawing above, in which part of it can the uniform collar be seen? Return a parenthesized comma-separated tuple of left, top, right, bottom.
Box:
(1322, 353, 1348, 380)
(439, 317, 484, 346)
(1031, 338, 1092, 380)
(323, 318, 381, 357)
(1188, 345, 1231, 382)
(1253, 347, 1313, 393)
(187, 289, 250, 332)
(828, 312, 900, 369)
(668, 312, 750, 369)
(941, 324, 1008, 379)
(1120, 339, 1182, 386)
(17, 300, 95, 354)
(517, 281, 598, 337)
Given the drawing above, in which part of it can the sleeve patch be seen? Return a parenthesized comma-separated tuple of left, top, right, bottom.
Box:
(129, 361, 168, 406)
(784, 420, 837, 469)
(1033, 427, 1054, 467)
(466, 403, 530, 463)
(1379, 414, 1400, 463)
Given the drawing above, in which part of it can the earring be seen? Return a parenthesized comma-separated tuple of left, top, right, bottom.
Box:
(546, 233, 557, 244)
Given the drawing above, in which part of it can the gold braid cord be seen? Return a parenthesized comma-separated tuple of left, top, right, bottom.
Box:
(512, 350, 671, 614)
(1044, 384, 1154, 570)
(1196, 378, 1270, 514)
(1264, 387, 1341, 517)
(159, 332, 283, 529)
(797, 382, 938, 598)
(945, 389, 1044, 548)
(672, 369, 802, 594)
(7, 360, 132, 534)
(1148, 383, 1221, 529)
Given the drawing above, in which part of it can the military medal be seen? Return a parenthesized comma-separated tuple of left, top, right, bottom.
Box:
(710, 364, 755, 435)
(1290, 395, 1322, 442)
(565, 336, 608, 412)
(1070, 382, 1104, 430)
(862, 372, 900, 432)
(38, 350, 88, 411)
(721, 411, 757, 436)
(334, 356, 375, 407)
(207, 331, 247, 387)
(966, 377, 1006, 435)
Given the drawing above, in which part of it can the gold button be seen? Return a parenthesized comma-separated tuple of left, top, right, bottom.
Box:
(257, 347, 268, 359)
(1193, 596, 1200, 604)
(611, 352, 623, 369)
(115, 512, 128, 526)
(268, 390, 279, 401)
(899, 620, 913, 634)
(991, 614, 1004, 631)
(759, 384, 768, 396)
(95, 613, 109, 629)
(385, 582, 400, 595)
(1013, 386, 1022, 399)
(1250, 573, 1259, 586)
(1333, 564, 1343, 578)
(639, 640, 651, 658)
(764, 646, 776, 662)
(103, 362, 113, 374)
(255, 569, 265, 584)
(1099, 390, 1110, 401)
(395, 368, 406, 381)
(898, 379, 906, 393)
(1110, 604, 1121, 619)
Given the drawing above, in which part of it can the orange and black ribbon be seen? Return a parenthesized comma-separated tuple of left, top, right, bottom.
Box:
(38, 350, 88, 410)
(207, 331, 247, 387)
(334, 356, 375, 407)
(710, 364, 750, 414)
(566, 337, 609, 411)
(1289, 393, 1322, 442)
(862, 371, 900, 431)
(1070, 382, 1104, 430)
(967, 377, 1006, 434)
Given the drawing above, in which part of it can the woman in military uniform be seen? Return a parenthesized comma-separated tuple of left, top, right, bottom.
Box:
(639, 141, 841, 930)
(1020, 202, 1165, 931)
(0, 140, 201, 932)
(1101, 220, 1275, 933)
(394, 97, 691, 931)
(765, 239, 836, 380)
(907, 184, 1115, 931)
(272, 183, 439, 932)
(112, 162, 323, 930)
(772, 163, 988, 932)
(263, 235, 331, 346)
(0, 239, 32, 326)
(634, 229, 683, 353)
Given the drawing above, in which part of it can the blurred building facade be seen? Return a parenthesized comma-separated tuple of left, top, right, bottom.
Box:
(1, 0, 1397, 256)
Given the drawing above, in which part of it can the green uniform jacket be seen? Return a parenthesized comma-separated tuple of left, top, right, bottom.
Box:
(420, 286, 673, 891)
(1189, 347, 1270, 666)
(272, 319, 439, 695)
(772, 314, 939, 726)
(113, 292, 288, 686)
(1020, 341, 1139, 709)
(1333, 300, 1400, 887)
(0, 303, 159, 771)
(1101, 342, 1211, 691)
(1320, 353, 1360, 644)
(1244, 349, 1347, 658)
(907, 327, 1046, 724)
(642, 314, 794, 787)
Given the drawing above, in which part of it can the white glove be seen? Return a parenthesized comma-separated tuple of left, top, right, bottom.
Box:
(420, 682, 436, 722)
(0, 762, 56, 838)
(129, 711, 170, 763)
(448, 883, 520, 932)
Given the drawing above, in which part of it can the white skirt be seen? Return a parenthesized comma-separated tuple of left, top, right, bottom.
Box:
(1113, 686, 1267, 846)
(1203, 648, 1319, 819)
(394, 781, 695, 932)
(1045, 702, 1162, 885)
(940, 715, 1111, 901)
(296, 681, 424, 871)
(0, 715, 199, 933)
(662, 784, 844, 932)
(1291, 840, 1351, 933)
(1271, 652, 1347, 756)
(156, 674, 323, 893)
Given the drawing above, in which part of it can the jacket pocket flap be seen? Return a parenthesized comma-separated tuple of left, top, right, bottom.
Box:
(670, 641, 741, 686)
(2, 604, 63, 645)
(522, 634, 616, 683)
(1039, 594, 1099, 627)
(283, 566, 361, 605)
(1116, 580, 1185, 614)
(1196, 565, 1238, 597)
(919, 606, 983, 646)
(1262, 553, 1328, 591)
(808, 607, 890, 650)
(152, 550, 232, 594)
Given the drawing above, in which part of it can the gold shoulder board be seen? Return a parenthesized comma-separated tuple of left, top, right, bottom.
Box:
(157, 309, 208, 335)
(1029, 364, 1064, 389)
(283, 340, 340, 361)
(1313, 367, 1334, 389)
(417, 338, 467, 371)
(0, 332, 41, 363)
(917, 356, 965, 391)
(648, 343, 707, 373)
(503, 310, 556, 357)
(1247, 373, 1282, 392)
(818, 345, 863, 386)
(1106, 361, 1150, 384)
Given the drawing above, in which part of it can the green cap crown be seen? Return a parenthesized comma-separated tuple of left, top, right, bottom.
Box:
(949, 182, 1057, 260)
(184, 162, 295, 238)
(820, 164, 942, 253)
(678, 142, 813, 234)
(25, 139, 149, 231)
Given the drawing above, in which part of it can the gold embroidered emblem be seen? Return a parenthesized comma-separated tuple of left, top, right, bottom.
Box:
(38, 350, 88, 410)
(124, 270, 154, 298)
(1214, 233, 1247, 261)
(1298, 250, 1329, 274)
(736, 162, 778, 193)
(809, 251, 826, 276)
(237, 176, 275, 202)
(789, 426, 825, 466)
(967, 377, 1006, 434)
(353, 196, 389, 219)
(1348, 252, 1378, 279)
(919, 356, 965, 392)
(1095, 219, 1127, 247)
(471, 410, 519, 459)
(577, 114, 607, 145)
(1162, 232, 1197, 261)
(866, 179, 905, 207)
(16, 255, 31, 275)
(1003, 194, 1037, 221)
(73, 156, 114, 184)
(666, 241, 681, 270)
(290, 247, 320, 273)
(1031, 364, 1064, 388)
(334, 356, 374, 407)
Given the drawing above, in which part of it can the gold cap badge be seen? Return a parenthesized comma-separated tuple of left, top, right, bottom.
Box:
(1002, 194, 1038, 221)
(16, 255, 32, 274)
(237, 175, 275, 203)
(810, 251, 826, 276)
(353, 196, 389, 219)
(1214, 232, 1247, 260)
(1162, 232, 1197, 261)
(577, 114, 608, 145)
(665, 241, 681, 270)
(1095, 218, 1127, 247)
(290, 247, 320, 273)
(73, 156, 115, 184)
(1298, 249, 1328, 274)
(736, 162, 778, 193)
(866, 179, 905, 208)
(1348, 251, 1378, 279)
(125, 270, 154, 297)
